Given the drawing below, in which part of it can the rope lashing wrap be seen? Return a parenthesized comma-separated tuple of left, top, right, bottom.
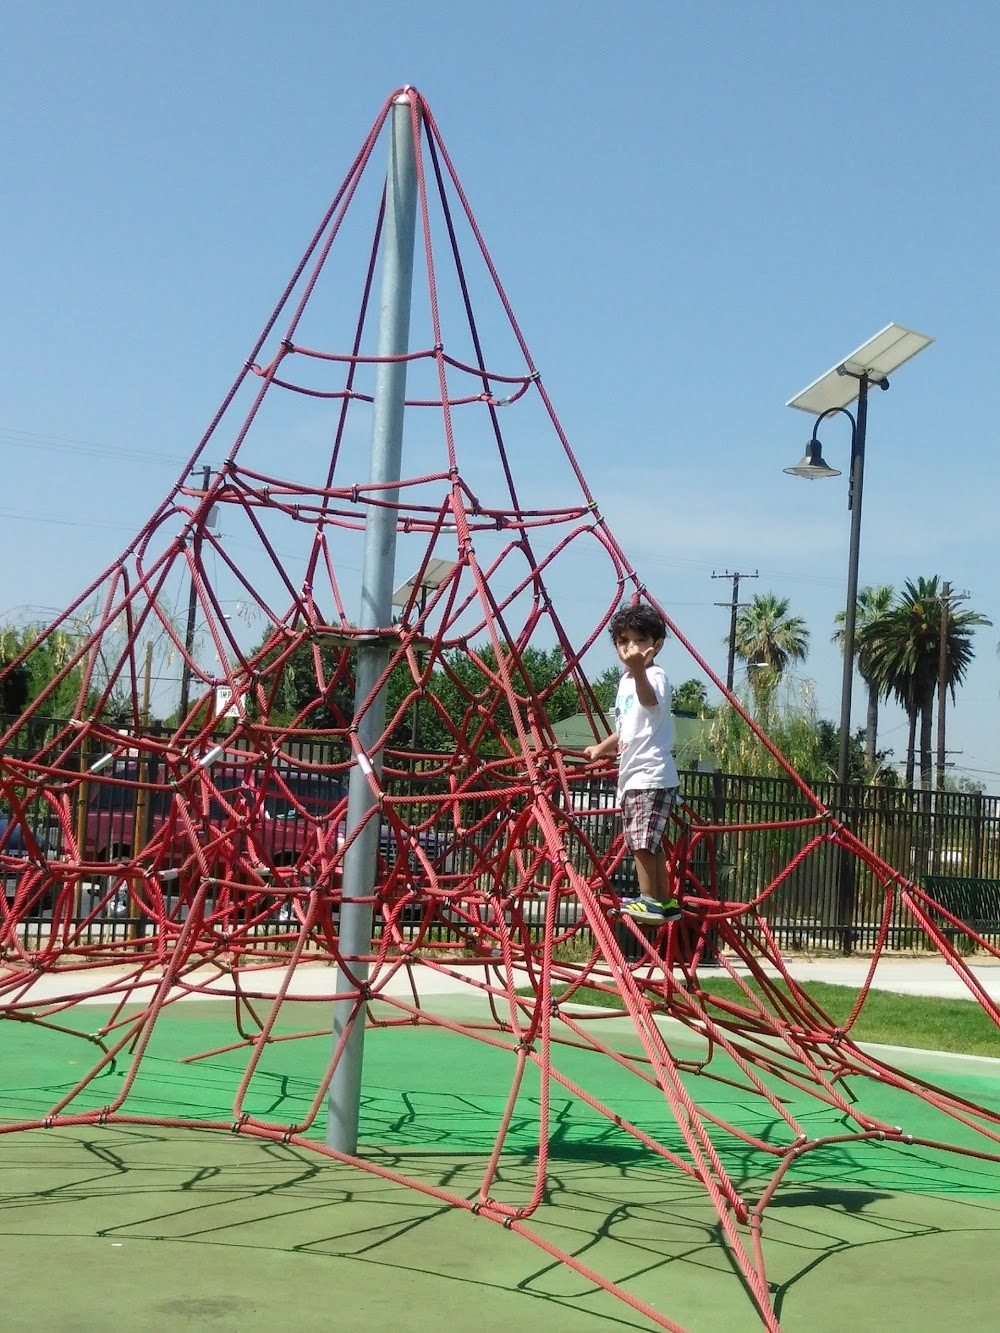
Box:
(0, 85, 997, 1333)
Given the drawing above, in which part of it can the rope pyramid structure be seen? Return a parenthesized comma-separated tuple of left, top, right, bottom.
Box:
(2, 88, 1000, 1331)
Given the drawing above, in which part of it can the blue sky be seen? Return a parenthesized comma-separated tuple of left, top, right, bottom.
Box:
(1, 1, 998, 784)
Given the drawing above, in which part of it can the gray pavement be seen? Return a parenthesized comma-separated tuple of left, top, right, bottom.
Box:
(752, 951, 1000, 1001)
(5, 949, 1000, 1008)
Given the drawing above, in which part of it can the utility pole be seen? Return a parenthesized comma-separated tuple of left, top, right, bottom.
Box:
(713, 570, 758, 691)
(936, 583, 969, 790)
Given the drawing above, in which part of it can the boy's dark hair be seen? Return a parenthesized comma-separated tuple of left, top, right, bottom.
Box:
(608, 603, 667, 645)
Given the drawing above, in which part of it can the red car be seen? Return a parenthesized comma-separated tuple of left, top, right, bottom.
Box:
(83, 756, 347, 873)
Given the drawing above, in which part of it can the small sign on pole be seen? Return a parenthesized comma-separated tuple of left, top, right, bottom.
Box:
(214, 685, 240, 719)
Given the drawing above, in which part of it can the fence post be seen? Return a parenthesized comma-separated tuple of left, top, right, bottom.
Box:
(835, 776, 858, 954)
(972, 791, 984, 878)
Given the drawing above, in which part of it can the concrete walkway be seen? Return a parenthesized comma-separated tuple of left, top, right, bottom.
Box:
(752, 951, 1000, 1001)
(4, 949, 1000, 1009)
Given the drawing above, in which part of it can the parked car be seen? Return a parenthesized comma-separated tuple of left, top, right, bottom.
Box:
(0, 811, 24, 856)
(82, 756, 443, 910)
(83, 756, 346, 870)
(1, 808, 64, 912)
(1, 750, 450, 929)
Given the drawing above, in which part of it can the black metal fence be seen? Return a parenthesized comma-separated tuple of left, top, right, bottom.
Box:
(677, 771, 1000, 950)
(3, 711, 1000, 953)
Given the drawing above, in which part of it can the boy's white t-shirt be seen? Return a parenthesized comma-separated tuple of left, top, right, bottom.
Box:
(614, 664, 680, 798)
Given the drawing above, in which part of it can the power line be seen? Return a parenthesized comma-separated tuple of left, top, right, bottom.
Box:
(0, 423, 186, 468)
(0, 506, 138, 532)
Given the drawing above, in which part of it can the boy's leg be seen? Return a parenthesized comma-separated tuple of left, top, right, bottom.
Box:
(621, 789, 682, 921)
(652, 844, 669, 900)
(655, 789, 681, 905)
(632, 847, 658, 899)
(632, 846, 668, 899)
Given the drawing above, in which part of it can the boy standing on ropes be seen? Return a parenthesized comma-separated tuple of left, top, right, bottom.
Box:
(585, 604, 682, 922)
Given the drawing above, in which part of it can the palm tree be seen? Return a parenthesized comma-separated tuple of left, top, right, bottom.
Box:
(859, 577, 990, 788)
(832, 584, 895, 772)
(732, 593, 809, 707)
(671, 678, 714, 716)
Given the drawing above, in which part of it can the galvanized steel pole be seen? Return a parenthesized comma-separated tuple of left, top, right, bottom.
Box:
(327, 92, 419, 1153)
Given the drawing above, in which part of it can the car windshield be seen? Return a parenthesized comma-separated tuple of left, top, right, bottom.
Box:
(263, 770, 346, 820)
(0, 813, 21, 853)
(85, 758, 345, 823)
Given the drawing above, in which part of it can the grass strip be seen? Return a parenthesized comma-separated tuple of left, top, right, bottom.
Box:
(525, 978, 1000, 1059)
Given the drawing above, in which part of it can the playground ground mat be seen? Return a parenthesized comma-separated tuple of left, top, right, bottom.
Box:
(2, 993, 999, 1333)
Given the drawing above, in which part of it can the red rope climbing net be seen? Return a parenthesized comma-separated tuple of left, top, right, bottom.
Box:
(2, 88, 999, 1332)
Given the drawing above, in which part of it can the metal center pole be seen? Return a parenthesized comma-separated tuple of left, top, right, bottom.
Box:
(327, 93, 419, 1153)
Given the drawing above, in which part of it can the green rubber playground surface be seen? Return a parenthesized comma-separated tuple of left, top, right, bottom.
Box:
(3, 997, 1000, 1331)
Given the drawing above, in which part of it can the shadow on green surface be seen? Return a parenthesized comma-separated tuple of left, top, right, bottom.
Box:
(4, 998, 1000, 1329)
(1, 1124, 999, 1333)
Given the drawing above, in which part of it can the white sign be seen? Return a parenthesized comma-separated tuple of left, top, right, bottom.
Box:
(214, 685, 241, 719)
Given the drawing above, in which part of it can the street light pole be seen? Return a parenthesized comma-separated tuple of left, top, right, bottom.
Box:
(785, 391, 868, 952)
(784, 390, 867, 792)
(784, 324, 934, 953)
(836, 374, 868, 794)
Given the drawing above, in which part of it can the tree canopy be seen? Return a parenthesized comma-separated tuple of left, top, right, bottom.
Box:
(243, 630, 585, 757)
(0, 623, 95, 721)
(857, 577, 990, 788)
(732, 593, 809, 707)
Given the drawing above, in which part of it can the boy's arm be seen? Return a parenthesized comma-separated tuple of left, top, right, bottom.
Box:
(619, 642, 659, 708)
(630, 664, 657, 709)
(584, 732, 618, 761)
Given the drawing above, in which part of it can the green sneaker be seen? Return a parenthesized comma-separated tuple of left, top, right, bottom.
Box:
(622, 895, 682, 923)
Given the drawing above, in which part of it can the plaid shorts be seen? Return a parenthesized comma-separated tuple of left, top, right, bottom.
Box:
(621, 787, 678, 853)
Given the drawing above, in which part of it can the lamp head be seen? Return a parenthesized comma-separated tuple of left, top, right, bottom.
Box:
(783, 439, 841, 481)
